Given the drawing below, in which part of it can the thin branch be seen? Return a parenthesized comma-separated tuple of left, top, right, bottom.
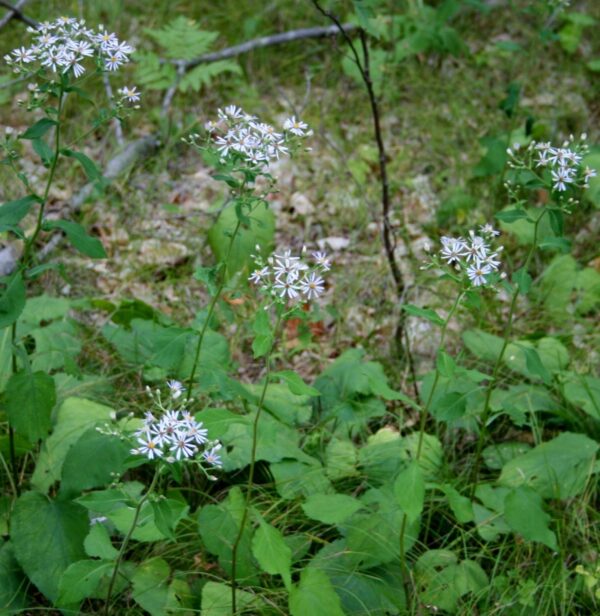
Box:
(175, 23, 358, 70)
(311, 0, 404, 298)
(160, 62, 186, 117)
(0, 0, 37, 30)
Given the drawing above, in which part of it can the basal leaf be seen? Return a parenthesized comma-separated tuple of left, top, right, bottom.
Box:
(11, 492, 88, 602)
(252, 520, 292, 590)
(5, 370, 56, 442)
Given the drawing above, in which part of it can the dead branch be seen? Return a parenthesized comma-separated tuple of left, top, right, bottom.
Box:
(175, 23, 358, 70)
(0, 0, 37, 30)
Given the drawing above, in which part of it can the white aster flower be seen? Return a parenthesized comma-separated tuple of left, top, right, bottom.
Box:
(166, 380, 185, 399)
(203, 443, 223, 467)
(551, 167, 574, 192)
(284, 116, 309, 136)
(312, 251, 331, 271)
(135, 431, 163, 460)
(104, 52, 124, 71)
(170, 432, 197, 460)
(479, 224, 500, 237)
(118, 85, 141, 103)
(300, 272, 325, 300)
(249, 267, 270, 284)
(467, 262, 492, 287)
(440, 238, 467, 265)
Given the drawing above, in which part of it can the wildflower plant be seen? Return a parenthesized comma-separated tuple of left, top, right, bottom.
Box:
(182, 105, 312, 401)
(130, 382, 223, 471)
(0, 15, 139, 500)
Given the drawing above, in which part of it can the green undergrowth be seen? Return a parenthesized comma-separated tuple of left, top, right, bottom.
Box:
(1, 0, 599, 615)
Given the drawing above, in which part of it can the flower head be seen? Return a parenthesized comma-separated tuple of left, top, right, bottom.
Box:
(249, 247, 330, 305)
(130, 382, 222, 470)
(189, 105, 311, 169)
(437, 227, 502, 288)
(5, 16, 133, 78)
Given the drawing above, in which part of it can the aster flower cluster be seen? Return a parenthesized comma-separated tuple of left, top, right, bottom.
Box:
(249, 247, 331, 303)
(507, 136, 596, 194)
(438, 225, 503, 287)
(188, 104, 312, 168)
(129, 380, 222, 469)
(4, 16, 134, 78)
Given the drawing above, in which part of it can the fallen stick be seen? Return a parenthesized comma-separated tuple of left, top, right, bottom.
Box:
(0, 0, 36, 30)
(175, 23, 358, 70)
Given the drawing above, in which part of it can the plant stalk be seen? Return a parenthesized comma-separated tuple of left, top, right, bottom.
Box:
(104, 468, 160, 614)
(231, 311, 282, 613)
(8, 85, 64, 495)
(470, 208, 547, 488)
(185, 216, 243, 403)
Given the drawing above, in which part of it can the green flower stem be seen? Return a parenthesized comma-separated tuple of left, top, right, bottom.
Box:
(415, 289, 466, 459)
(21, 86, 65, 267)
(8, 85, 65, 495)
(399, 288, 465, 603)
(470, 207, 547, 489)
(231, 310, 283, 614)
(104, 467, 160, 615)
(185, 216, 243, 404)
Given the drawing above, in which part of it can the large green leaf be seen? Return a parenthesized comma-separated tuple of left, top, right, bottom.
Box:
(60, 428, 131, 496)
(0, 273, 26, 330)
(252, 519, 292, 590)
(498, 432, 598, 499)
(289, 567, 345, 616)
(31, 397, 116, 493)
(0, 542, 27, 612)
(56, 559, 114, 604)
(131, 558, 190, 616)
(562, 373, 600, 420)
(415, 550, 488, 613)
(5, 370, 56, 442)
(208, 201, 275, 278)
(11, 492, 88, 602)
(270, 460, 333, 500)
(201, 581, 260, 616)
(504, 487, 557, 549)
(394, 461, 425, 523)
(302, 493, 364, 526)
(103, 318, 230, 378)
(310, 540, 406, 615)
(0, 195, 39, 231)
(198, 407, 311, 471)
(31, 319, 81, 372)
(197, 487, 256, 582)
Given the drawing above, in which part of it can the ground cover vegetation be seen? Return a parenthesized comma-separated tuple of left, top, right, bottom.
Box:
(0, 0, 599, 614)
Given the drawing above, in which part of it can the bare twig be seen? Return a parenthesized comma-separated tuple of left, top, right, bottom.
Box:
(311, 1, 404, 298)
(174, 23, 358, 70)
(0, 0, 37, 30)
(160, 63, 186, 117)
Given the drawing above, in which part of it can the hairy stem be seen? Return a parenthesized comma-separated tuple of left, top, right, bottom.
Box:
(104, 468, 160, 614)
(470, 208, 547, 488)
(8, 85, 64, 494)
(185, 215, 243, 403)
(415, 290, 466, 458)
(399, 289, 465, 599)
(21, 86, 64, 267)
(231, 312, 282, 613)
